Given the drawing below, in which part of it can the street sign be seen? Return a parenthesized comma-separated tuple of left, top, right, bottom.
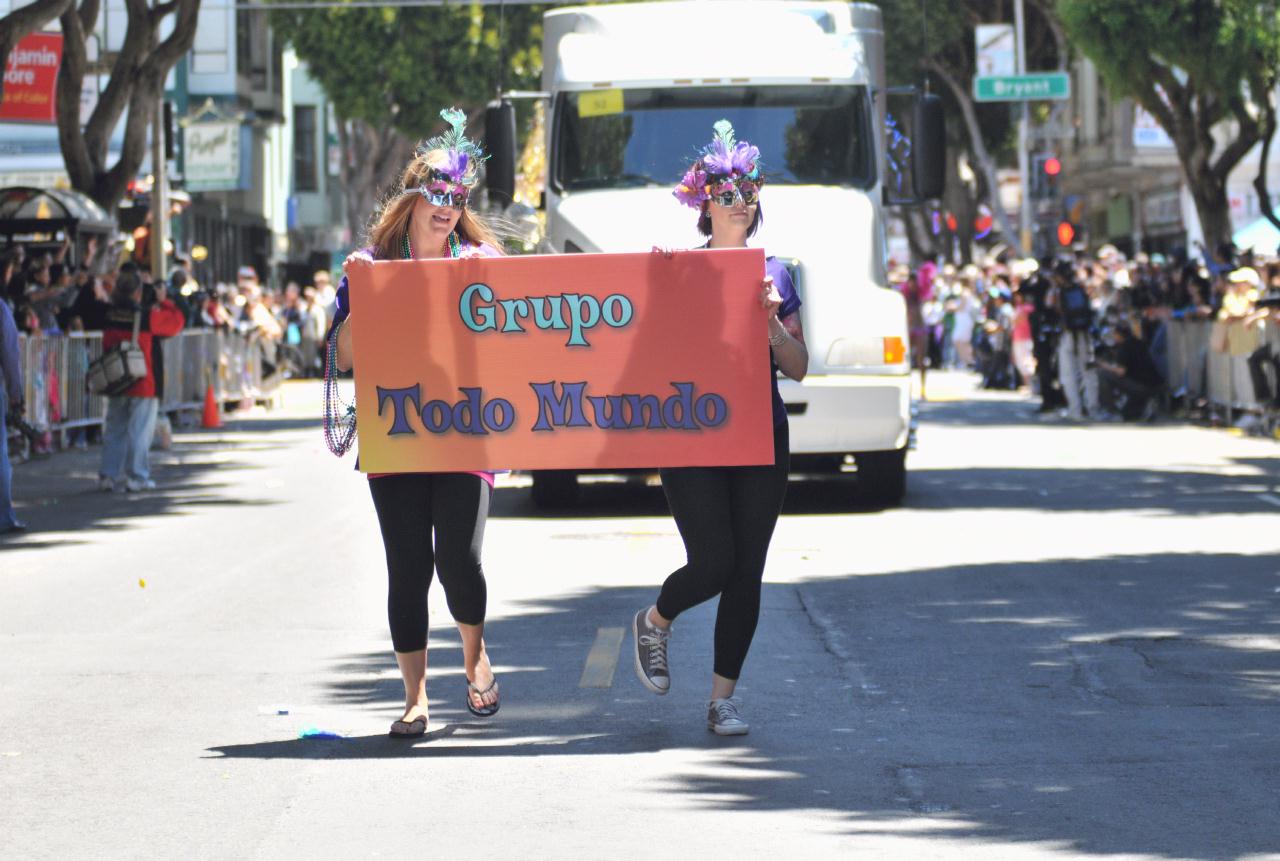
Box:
(974, 72, 1071, 103)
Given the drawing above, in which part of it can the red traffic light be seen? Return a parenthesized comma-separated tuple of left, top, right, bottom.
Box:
(1044, 157, 1062, 176)
(1057, 221, 1075, 246)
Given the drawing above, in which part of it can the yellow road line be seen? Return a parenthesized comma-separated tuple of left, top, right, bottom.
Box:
(579, 626, 625, 688)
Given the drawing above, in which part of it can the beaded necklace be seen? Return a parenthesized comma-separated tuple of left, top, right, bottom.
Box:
(402, 230, 463, 260)
(323, 230, 465, 457)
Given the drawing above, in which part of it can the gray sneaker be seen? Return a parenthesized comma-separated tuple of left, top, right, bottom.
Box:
(632, 608, 671, 695)
(707, 697, 749, 736)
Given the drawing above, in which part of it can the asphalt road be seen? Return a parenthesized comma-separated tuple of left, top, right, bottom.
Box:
(2, 374, 1278, 860)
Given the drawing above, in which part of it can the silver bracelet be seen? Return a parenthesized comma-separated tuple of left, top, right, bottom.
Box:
(768, 327, 787, 347)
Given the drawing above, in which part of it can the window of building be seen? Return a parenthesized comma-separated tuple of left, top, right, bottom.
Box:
(294, 105, 318, 192)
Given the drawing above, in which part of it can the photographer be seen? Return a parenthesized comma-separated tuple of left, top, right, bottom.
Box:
(97, 271, 185, 493)
(1023, 264, 1065, 413)
(1094, 320, 1164, 422)
(1049, 260, 1100, 420)
(0, 297, 25, 534)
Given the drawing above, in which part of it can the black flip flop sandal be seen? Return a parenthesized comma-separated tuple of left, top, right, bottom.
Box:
(466, 677, 500, 718)
(389, 714, 428, 738)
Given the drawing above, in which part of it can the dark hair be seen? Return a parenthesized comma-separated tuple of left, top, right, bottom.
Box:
(112, 272, 142, 305)
(697, 200, 764, 238)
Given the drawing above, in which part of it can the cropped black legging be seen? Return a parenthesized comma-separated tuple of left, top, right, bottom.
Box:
(655, 421, 790, 680)
(367, 472, 490, 653)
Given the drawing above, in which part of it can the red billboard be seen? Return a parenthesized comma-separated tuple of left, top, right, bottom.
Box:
(2, 32, 63, 123)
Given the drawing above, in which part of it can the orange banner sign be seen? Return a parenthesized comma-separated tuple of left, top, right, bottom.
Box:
(347, 249, 775, 473)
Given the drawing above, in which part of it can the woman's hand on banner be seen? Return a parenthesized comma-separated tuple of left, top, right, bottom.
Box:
(760, 276, 782, 319)
(650, 245, 677, 259)
(342, 250, 375, 274)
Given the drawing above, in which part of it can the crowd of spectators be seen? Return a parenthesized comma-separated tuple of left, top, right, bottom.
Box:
(896, 243, 1280, 431)
(2, 240, 337, 380)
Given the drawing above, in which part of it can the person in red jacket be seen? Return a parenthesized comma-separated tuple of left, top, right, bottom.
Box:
(97, 269, 185, 492)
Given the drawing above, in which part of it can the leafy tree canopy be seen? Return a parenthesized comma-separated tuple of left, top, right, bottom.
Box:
(269, 1, 544, 138)
(1058, 0, 1280, 245)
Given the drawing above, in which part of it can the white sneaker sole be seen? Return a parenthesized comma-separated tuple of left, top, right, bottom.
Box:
(632, 610, 669, 696)
(708, 721, 749, 736)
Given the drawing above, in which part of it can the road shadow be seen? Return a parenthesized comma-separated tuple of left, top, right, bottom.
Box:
(905, 458, 1280, 515)
(486, 451, 1280, 520)
(207, 549, 1280, 859)
(1, 419, 301, 550)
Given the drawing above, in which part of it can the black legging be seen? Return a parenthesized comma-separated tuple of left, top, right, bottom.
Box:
(367, 472, 490, 653)
(655, 421, 790, 680)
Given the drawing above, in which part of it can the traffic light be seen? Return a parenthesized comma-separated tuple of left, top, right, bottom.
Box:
(1057, 221, 1075, 246)
(1032, 152, 1061, 199)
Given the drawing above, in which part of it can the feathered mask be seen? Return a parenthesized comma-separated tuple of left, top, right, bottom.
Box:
(673, 119, 763, 209)
(416, 107, 487, 189)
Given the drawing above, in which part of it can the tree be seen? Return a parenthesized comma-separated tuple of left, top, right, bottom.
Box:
(269, 2, 544, 241)
(54, 0, 201, 215)
(1058, 0, 1280, 250)
(0, 0, 73, 104)
(879, 0, 1066, 259)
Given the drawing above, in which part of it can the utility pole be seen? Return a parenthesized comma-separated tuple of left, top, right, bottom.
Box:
(1015, 0, 1031, 256)
(150, 91, 169, 284)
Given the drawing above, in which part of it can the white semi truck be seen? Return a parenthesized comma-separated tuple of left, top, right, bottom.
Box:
(490, 1, 943, 507)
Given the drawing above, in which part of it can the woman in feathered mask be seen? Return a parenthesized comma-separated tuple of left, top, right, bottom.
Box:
(633, 120, 809, 736)
(326, 108, 503, 737)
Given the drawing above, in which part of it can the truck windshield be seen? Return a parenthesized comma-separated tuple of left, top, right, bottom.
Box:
(554, 85, 873, 192)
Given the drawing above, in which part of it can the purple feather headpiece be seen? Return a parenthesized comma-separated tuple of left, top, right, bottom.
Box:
(416, 107, 487, 188)
(672, 119, 763, 209)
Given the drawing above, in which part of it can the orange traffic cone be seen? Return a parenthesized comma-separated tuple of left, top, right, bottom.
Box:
(202, 383, 222, 429)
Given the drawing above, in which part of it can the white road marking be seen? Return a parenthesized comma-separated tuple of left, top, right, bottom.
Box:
(579, 626, 625, 688)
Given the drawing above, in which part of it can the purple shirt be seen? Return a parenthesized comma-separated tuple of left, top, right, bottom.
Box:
(766, 256, 802, 426)
(328, 241, 501, 480)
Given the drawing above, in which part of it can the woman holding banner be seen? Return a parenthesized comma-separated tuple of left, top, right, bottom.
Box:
(326, 109, 503, 738)
(633, 121, 809, 735)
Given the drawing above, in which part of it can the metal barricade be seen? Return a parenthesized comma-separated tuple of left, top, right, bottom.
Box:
(1166, 319, 1210, 402)
(1167, 318, 1274, 420)
(15, 328, 281, 439)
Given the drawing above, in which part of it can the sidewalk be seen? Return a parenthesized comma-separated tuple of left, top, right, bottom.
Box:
(0, 382, 323, 546)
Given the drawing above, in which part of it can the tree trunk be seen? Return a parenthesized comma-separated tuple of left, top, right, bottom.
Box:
(1252, 88, 1280, 235)
(925, 58, 1025, 257)
(1186, 170, 1233, 254)
(0, 0, 72, 103)
(56, 0, 200, 215)
(903, 207, 938, 263)
(337, 118, 412, 247)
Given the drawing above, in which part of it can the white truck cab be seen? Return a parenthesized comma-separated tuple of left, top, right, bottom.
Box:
(505, 1, 942, 507)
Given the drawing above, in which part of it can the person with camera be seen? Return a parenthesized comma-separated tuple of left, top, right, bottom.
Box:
(1094, 319, 1164, 422)
(97, 269, 185, 493)
(1049, 261, 1100, 421)
(0, 295, 26, 534)
(1023, 264, 1066, 414)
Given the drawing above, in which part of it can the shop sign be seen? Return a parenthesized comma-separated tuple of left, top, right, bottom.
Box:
(184, 120, 241, 190)
(1, 33, 63, 124)
(1143, 190, 1182, 229)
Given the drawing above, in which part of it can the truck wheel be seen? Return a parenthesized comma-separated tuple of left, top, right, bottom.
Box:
(856, 448, 907, 506)
(531, 470, 580, 508)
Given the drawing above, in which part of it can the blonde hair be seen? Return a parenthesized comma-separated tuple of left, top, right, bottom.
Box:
(366, 148, 502, 260)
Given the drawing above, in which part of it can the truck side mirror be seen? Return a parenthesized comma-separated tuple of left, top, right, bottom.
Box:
(485, 100, 518, 209)
(912, 93, 946, 201)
